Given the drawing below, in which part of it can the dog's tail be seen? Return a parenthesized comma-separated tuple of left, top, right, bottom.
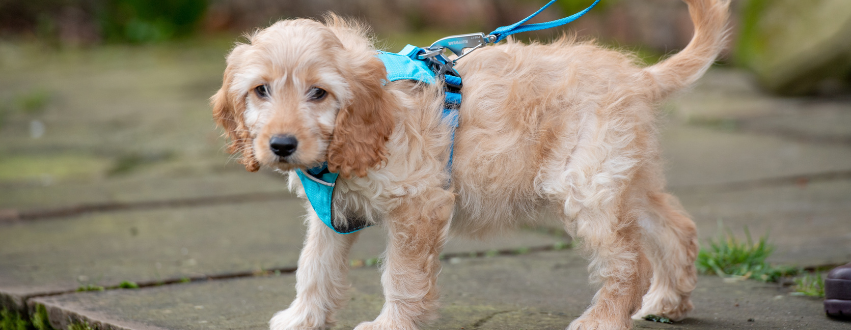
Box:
(644, 0, 730, 100)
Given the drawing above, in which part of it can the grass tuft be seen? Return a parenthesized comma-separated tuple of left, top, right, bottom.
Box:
(791, 272, 825, 298)
(118, 281, 139, 289)
(696, 225, 797, 282)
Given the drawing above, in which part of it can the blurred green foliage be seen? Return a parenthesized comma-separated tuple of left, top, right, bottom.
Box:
(16, 89, 52, 115)
(98, 0, 208, 43)
(733, 0, 767, 70)
(556, 0, 619, 16)
(0, 0, 208, 44)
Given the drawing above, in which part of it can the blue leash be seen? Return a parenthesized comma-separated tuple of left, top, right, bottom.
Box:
(422, 0, 601, 62)
(488, 0, 601, 43)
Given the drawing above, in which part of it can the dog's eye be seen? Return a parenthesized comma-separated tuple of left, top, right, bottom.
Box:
(254, 84, 270, 98)
(308, 87, 327, 101)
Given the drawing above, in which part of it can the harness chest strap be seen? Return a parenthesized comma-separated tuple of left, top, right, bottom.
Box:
(295, 45, 461, 234)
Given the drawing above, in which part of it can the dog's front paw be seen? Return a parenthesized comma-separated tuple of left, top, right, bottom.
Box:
(566, 315, 631, 330)
(353, 320, 417, 330)
(631, 291, 693, 322)
(269, 306, 329, 330)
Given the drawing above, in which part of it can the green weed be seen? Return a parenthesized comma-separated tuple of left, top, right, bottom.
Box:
(16, 90, 51, 115)
(76, 285, 105, 292)
(118, 281, 139, 289)
(30, 305, 54, 330)
(364, 257, 380, 267)
(643, 314, 673, 324)
(1, 308, 30, 330)
(1, 306, 88, 330)
(696, 225, 797, 282)
(67, 323, 94, 330)
(792, 272, 825, 298)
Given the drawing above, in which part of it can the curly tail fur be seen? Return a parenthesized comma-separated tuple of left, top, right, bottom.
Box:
(645, 0, 730, 100)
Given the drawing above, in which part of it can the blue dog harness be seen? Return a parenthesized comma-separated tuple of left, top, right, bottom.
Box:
(295, 45, 462, 234)
(295, 0, 599, 234)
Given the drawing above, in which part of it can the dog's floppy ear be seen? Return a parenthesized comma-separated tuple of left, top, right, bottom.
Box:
(211, 44, 260, 172)
(326, 52, 396, 178)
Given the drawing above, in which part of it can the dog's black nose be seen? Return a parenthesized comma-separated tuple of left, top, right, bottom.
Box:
(270, 135, 298, 158)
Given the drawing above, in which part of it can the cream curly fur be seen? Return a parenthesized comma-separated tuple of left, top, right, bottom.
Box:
(211, 0, 730, 329)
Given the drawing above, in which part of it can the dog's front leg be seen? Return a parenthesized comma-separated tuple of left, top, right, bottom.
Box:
(270, 211, 359, 330)
(354, 189, 454, 330)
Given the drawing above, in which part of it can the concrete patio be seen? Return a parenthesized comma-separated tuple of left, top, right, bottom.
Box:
(1, 42, 850, 329)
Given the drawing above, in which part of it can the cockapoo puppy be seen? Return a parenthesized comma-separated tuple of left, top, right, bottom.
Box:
(212, 0, 729, 329)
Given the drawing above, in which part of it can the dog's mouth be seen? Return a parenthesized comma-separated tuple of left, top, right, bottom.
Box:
(267, 156, 299, 169)
(265, 155, 322, 172)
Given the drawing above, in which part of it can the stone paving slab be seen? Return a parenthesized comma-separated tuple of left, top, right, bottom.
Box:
(0, 41, 238, 211)
(734, 101, 851, 145)
(670, 69, 851, 135)
(31, 251, 849, 330)
(668, 70, 787, 121)
(0, 170, 289, 211)
(660, 124, 851, 188)
(675, 178, 851, 266)
(0, 199, 563, 311)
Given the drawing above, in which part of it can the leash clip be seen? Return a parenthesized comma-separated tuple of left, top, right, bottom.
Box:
(427, 32, 487, 57)
(420, 32, 493, 63)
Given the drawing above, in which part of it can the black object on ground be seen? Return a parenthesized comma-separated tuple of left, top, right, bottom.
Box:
(825, 262, 851, 319)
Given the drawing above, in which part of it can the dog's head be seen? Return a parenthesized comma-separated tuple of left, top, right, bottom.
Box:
(211, 16, 396, 177)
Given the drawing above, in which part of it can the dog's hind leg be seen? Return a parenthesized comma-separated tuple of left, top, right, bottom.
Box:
(560, 198, 652, 330)
(354, 188, 454, 330)
(270, 210, 360, 330)
(540, 113, 653, 329)
(631, 192, 698, 322)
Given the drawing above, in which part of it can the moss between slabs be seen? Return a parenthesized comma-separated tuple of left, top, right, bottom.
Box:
(1, 305, 94, 330)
